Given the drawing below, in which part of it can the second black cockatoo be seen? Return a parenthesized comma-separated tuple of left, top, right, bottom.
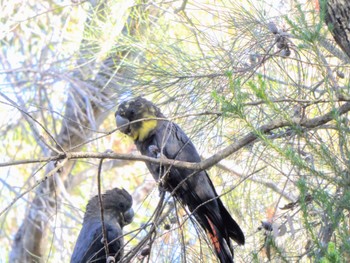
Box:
(71, 188, 134, 263)
(115, 97, 244, 262)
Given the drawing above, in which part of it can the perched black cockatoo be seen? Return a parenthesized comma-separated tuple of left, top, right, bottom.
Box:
(115, 97, 244, 262)
(71, 188, 134, 263)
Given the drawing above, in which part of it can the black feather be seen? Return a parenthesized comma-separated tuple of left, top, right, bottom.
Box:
(71, 188, 134, 263)
(116, 97, 244, 262)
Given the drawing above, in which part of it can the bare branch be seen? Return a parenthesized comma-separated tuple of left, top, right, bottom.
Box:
(1, 158, 68, 218)
(97, 155, 110, 259)
(2, 102, 350, 171)
(0, 95, 64, 154)
(215, 161, 296, 202)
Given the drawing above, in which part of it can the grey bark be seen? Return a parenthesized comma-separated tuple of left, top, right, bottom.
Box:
(9, 1, 144, 262)
(325, 0, 350, 59)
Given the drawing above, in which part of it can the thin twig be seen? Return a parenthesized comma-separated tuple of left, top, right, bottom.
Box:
(174, 0, 188, 14)
(0, 158, 68, 217)
(0, 95, 65, 153)
(97, 155, 110, 261)
(2, 101, 350, 171)
(215, 161, 296, 202)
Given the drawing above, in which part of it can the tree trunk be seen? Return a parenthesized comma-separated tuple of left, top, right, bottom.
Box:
(9, 1, 145, 261)
(324, 0, 350, 59)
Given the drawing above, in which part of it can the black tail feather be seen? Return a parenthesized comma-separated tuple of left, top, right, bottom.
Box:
(218, 199, 245, 245)
(206, 216, 234, 263)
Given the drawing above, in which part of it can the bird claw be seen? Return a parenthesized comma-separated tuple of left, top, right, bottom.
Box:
(158, 184, 167, 195)
(148, 145, 169, 194)
(148, 145, 161, 158)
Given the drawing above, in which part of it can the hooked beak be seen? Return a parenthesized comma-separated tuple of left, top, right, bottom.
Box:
(123, 207, 134, 225)
(116, 114, 131, 135)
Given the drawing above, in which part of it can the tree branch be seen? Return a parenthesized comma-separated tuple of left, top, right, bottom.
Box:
(2, 101, 349, 219)
(2, 102, 350, 171)
(97, 155, 110, 261)
(215, 161, 296, 202)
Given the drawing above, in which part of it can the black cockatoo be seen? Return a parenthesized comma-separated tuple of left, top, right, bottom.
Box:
(115, 97, 244, 262)
(71, 188, 134, 263)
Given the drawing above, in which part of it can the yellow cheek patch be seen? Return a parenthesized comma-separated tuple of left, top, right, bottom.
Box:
(130, 116, 157, 142)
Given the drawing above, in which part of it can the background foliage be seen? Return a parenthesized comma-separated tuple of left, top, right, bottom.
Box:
(0, 0, 349, 262)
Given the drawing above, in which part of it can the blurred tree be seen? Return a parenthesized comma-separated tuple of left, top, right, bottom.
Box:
(2, 0, 147, 261)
